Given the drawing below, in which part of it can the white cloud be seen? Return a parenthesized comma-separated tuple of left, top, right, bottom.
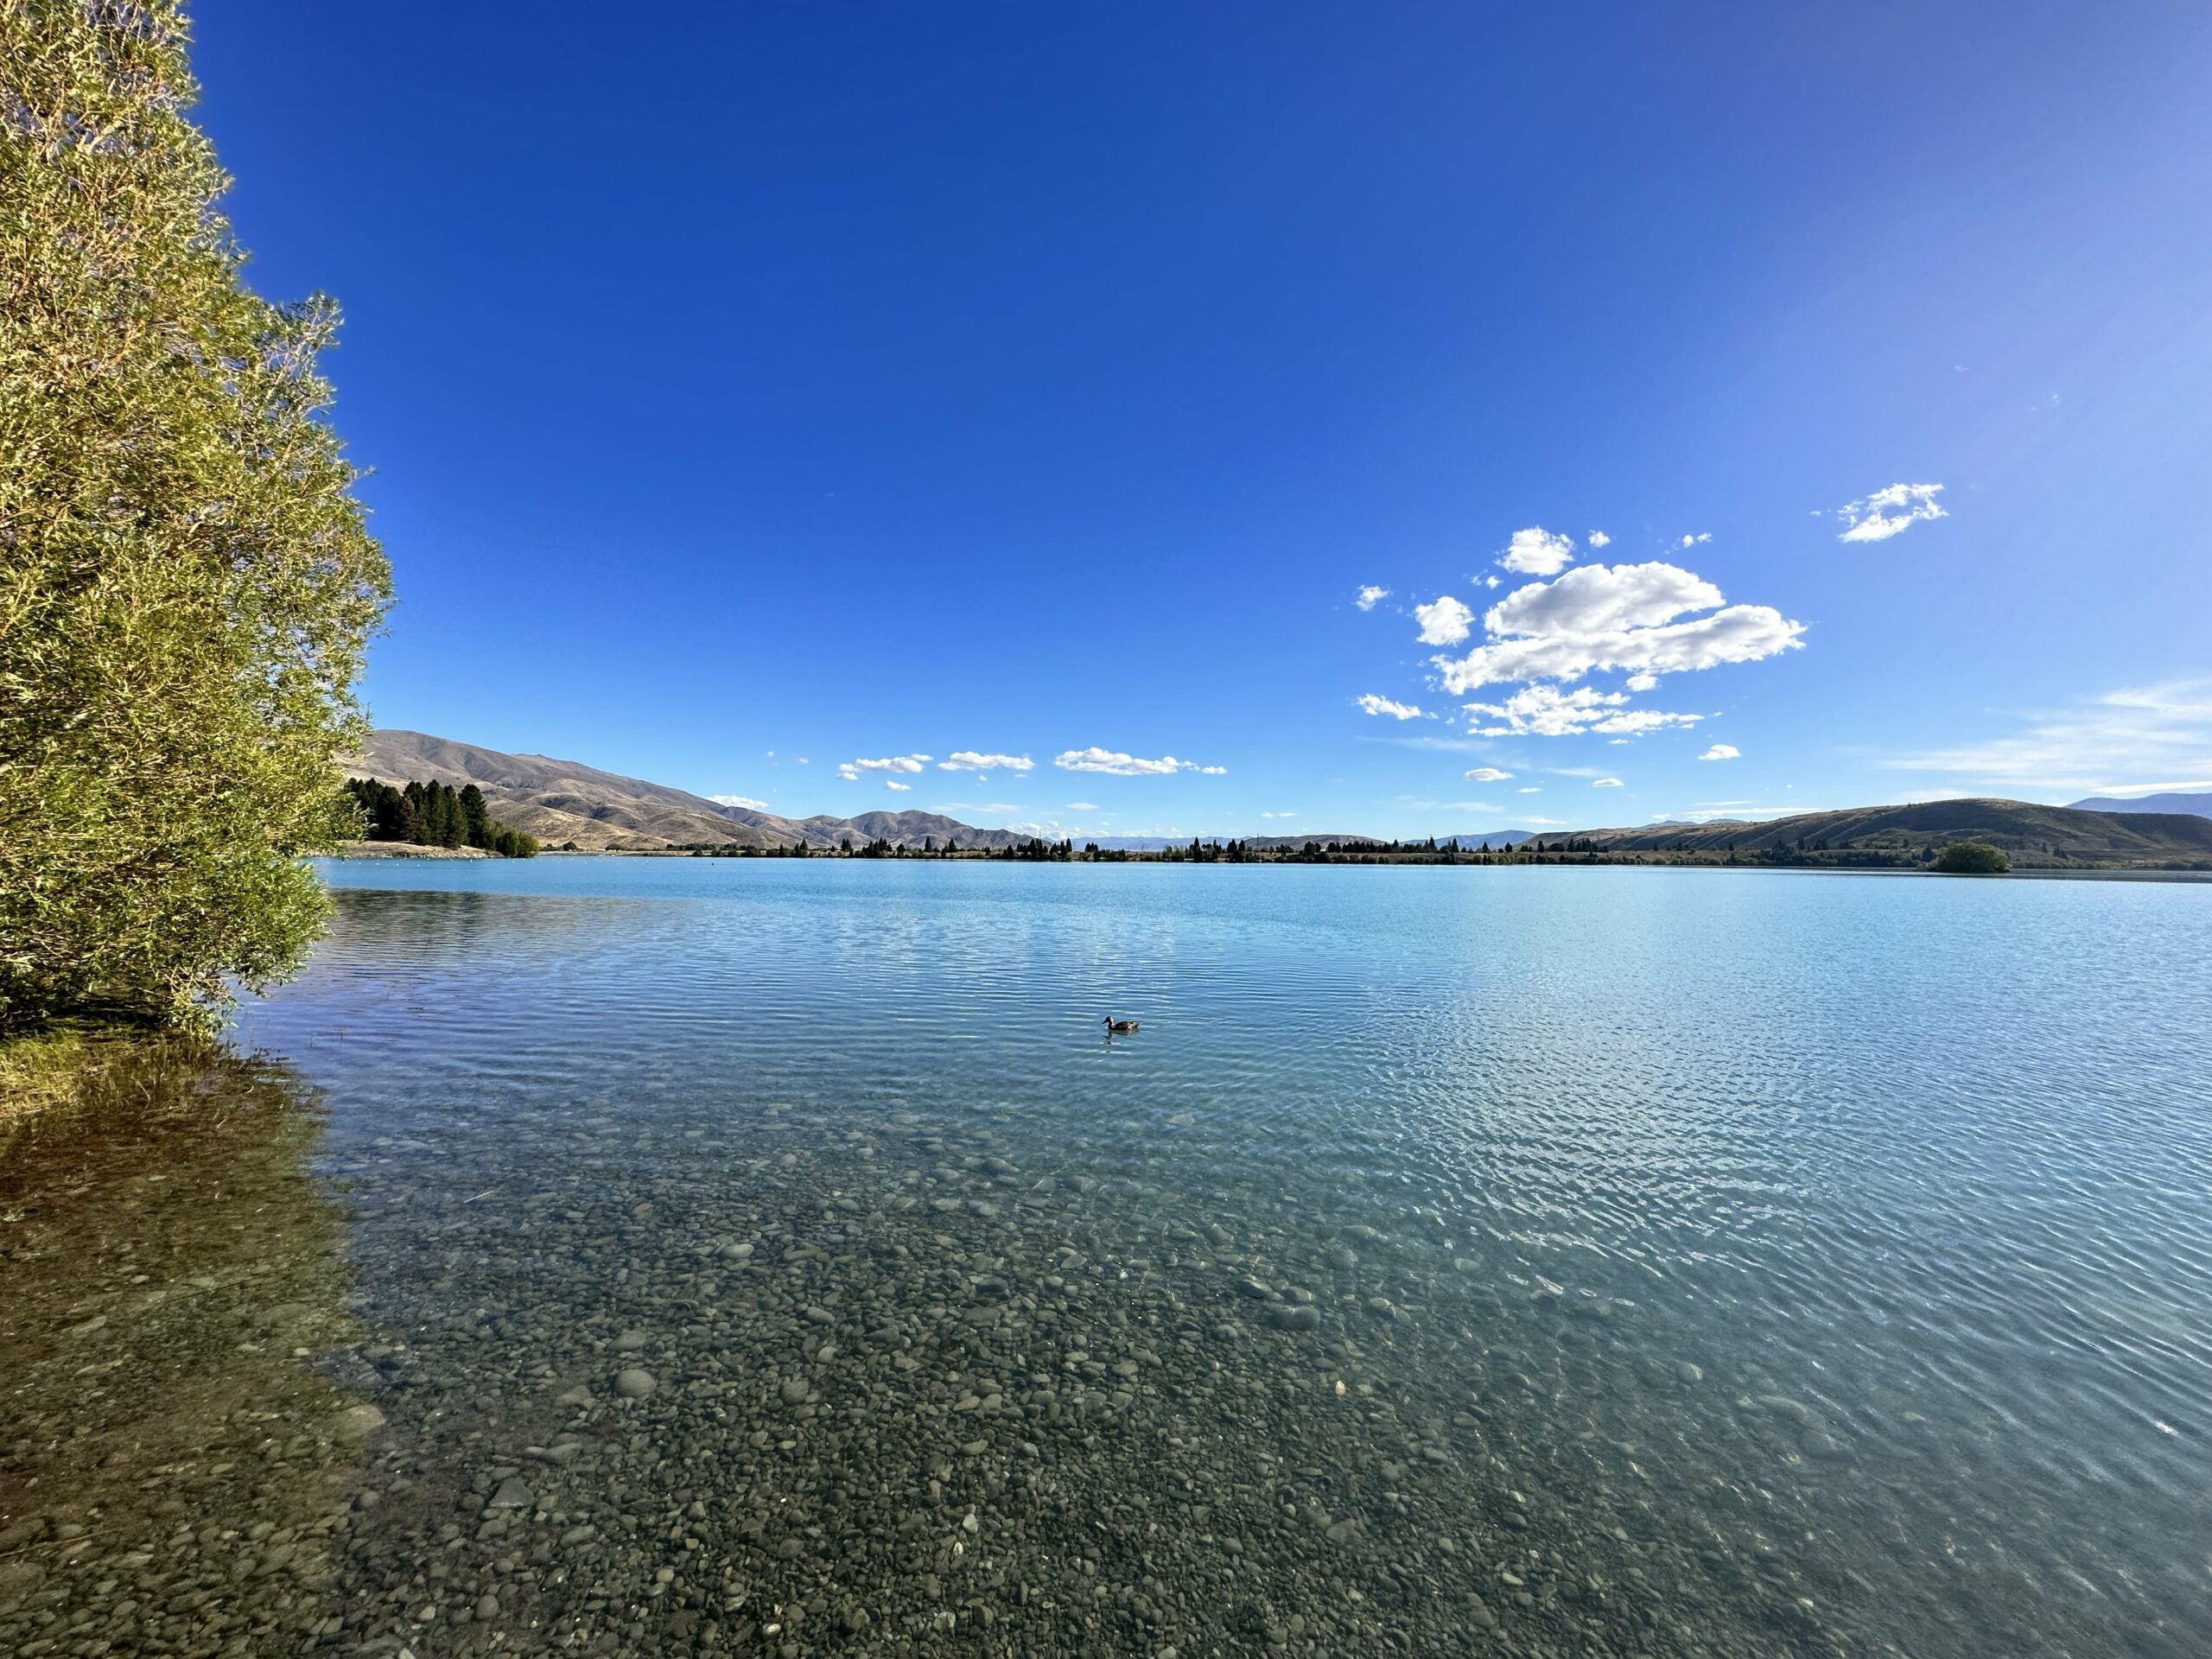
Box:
(1464, 766, 1513, 782)
(1057, 748, 1180, 776)
(1355, 585, 1389, 611)
(1592, 777, 1624, 787)
(1065, 801, 1099, 811)
(1675, 531, 1713, 549)
(1624, 672, 1658, 692)
(836, 764, 859, 782)
(1260, 810, 1297, 819)
(1700, 744, 1741, 761)
(851, 754, 930, 773)
(885, 780, 911, 791)
(1518, 786, 1541, 793)
(1840, 482, 1945, 543)
(1436, 562, 1803, 694)
(1414, 594, 1474, 645)
(1464, 683, 1704, 738)
(1055, 748, 1224, 777)
(1889, 678, 2212, 792)
(1357, 693, 1427, 720)
(1499, 526, 1576, 576)
(1588, 531, 1611, 548)
(709, 794, 770, 810)
(1489, 562, 1721, 637)
(1663, 804, 1809, 823)
(1391, 797, 1506, 813)
(938, 751, 1033, 772)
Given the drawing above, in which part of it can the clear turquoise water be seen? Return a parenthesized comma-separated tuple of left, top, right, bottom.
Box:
(23, 858, 2208, 1656)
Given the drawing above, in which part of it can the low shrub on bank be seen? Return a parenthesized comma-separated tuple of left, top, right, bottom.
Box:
(1933, 842, 2011, 874)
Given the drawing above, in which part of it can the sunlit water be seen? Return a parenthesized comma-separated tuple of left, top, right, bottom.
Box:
(4, 860, 2209, 1657)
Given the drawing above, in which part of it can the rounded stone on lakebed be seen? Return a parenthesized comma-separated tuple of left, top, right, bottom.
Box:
(333, 1403, 385, 1440)
(614, 1367, 657, 1399)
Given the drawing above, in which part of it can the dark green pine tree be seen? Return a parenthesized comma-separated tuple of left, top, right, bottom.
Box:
(459, 783, 491, 848)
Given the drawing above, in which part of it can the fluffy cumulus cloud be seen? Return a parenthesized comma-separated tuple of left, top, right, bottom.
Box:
(1355, 585, 1389, 611)
(1463, 766, 1512, 782)
(1435, 562, 1803, 695)
(1488, 562, 1721, 637)
(938, 751, 1033, 772)
(1700, 743, 1741, 760)
(1414, 594, 1474, 646)
(1463, 683, 1705, 738)
(835, 764, 859, 782)
(709, 793, 769, 810)
(1592, 777, 1624, 787)
(885, 780, 911, 791)
(1356, 693, 1427, 720)
(1054, 748, 1225, 777)
(1499, 526, 1576, 576)
(1588, 531, 1611, 548)
(851, 754, 930, 773)
(1840, 482, 1946, 543)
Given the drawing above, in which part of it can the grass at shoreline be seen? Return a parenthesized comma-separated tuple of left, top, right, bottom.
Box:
(0, 1022, 204, 1143)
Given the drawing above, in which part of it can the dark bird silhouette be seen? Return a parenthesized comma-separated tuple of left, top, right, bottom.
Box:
(1104, 1017, 1140, 1033)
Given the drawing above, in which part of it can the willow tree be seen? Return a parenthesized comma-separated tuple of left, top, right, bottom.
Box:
(0, 2, 390, 1032)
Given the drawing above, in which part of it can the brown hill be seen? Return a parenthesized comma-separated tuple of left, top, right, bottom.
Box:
(350, 732, 1037, 852)
(1538, 798, 2212, 868)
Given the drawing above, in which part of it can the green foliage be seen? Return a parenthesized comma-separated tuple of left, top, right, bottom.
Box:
(343, 779, 537, 857)
(1932, 841, 2011, 874)
(0, 3, 391, 1033)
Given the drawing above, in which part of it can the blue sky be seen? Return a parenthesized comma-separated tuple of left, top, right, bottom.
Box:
(198, 3, 2212, 839)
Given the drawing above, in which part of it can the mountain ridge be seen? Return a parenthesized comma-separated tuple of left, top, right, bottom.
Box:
(1538, 797, 2212, 868)
(2067, 791, 2212, 817)
(350, 734, 2212, 867)
(352, 731, 1039, 852)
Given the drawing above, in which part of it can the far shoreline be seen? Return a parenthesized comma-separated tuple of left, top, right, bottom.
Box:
(315, 849, 2212, 882)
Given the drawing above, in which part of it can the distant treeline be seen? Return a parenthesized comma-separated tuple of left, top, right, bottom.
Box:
(345, 779, 538, 857)
(675, 836, 1532, 862)
(680, 836, 1080, 860)
(659, 836, 2069, 870)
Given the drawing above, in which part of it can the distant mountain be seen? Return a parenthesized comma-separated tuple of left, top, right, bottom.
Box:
(1548, 798, 2212, 868)
(350, 732, 1038, 852)
(2068, 791, 2212, 818)
(344, 741, 2212, 868)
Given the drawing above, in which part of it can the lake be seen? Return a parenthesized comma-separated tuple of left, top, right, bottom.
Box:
(3, 858, 2208, 1657)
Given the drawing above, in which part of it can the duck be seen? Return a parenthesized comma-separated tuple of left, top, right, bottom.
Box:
(1104, 1017, 1141, 1033)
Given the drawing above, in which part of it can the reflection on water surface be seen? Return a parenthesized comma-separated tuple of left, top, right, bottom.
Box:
(0, 1045, 365, 1650)
(3, 860, 2208, 1656)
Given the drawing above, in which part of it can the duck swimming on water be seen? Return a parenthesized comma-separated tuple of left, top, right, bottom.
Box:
(1104, 1017, 1140, 1033)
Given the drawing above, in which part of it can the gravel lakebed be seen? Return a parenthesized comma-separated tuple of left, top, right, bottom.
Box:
(3, 1082, 2188, 1658)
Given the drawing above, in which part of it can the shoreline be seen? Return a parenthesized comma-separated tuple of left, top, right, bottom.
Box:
(313, 853, 2212, 881)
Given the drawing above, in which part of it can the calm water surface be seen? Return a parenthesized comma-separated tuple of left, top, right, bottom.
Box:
(3, 860, 2208, 1657)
